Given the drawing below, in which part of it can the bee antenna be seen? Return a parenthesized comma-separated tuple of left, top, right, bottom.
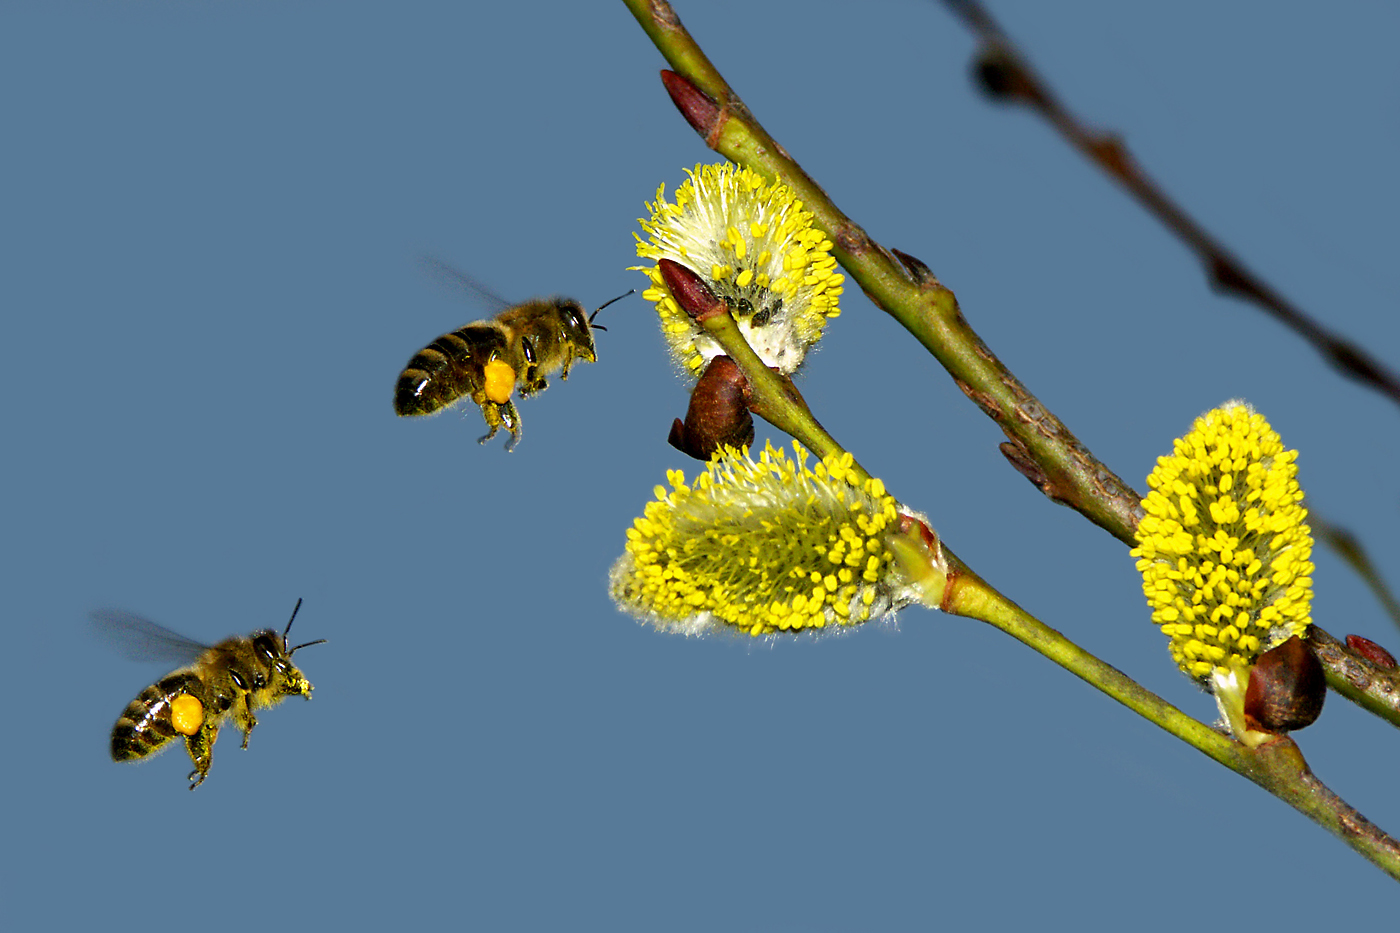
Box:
(281, 597, 326, 653)
(282, 597, 304, 639)
(589, 289, 635, 330)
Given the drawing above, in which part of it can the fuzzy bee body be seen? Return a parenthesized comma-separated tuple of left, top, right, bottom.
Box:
(394, 297, 598, 451)
(96, 599, 324, 790)
(111, 670, 208, 763)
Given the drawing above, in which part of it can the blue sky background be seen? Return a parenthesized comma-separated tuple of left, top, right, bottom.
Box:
(4, 2, 1399, 928)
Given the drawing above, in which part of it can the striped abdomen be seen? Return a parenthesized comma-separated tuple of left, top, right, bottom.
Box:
(111, 672, 207, 762)
(394, 323, 506, 417)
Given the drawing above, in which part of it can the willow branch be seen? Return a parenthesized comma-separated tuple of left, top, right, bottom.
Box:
(668, 256, 1400, 880)
(630, 2, 1142, 546)
(623, 0, 1400, 874)
(1308, 626, 1400, 726)
(624, 0, 1400, 726)
(940, 0, 1400, 409)
(937, 544, 1400, 880)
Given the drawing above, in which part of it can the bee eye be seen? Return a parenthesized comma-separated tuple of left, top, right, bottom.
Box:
(254, 636, 279, 661)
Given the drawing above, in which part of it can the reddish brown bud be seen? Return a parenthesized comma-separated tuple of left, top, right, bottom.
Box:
(658, 259, 727, 323)
(999, 440, 1048, 488)
(891, 248, 937, 286)
(1244, 636, 1326, 734)
(1346, 634, 1398, 670)
(660, 70, 721, 139)
(897, 513, 938, 552)
(971, 49, 1044, 107)
(667, 356, 753, 461)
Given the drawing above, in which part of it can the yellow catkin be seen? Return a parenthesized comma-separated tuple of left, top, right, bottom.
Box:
(611, 443, 902, 637)
(1131, 403, 1312, 683)
(632, 163, 843, 376)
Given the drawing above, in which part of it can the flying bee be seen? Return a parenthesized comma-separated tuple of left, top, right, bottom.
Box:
(394, 260, 631, 451)
(92, 598, 325, 790)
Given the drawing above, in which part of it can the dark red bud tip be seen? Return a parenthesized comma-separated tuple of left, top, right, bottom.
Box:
(658, 259, 726, 322)
(667, 418, 693, 455)
(968, 49, 1047, 109)
(1346, 634, 1398, 670)
(667, 356, 754, 461)
(1244, 636, 1326, 734)
(660, 70, 720, 138)
(998, 440, 1048, 488)
(972, 49, 1031, 103)
(897, 513, 938, 551)
(891, 248, 936, 286)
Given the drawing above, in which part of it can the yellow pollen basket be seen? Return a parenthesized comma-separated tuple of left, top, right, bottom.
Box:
(483, 359, 517, 405)
(170, 694, 205, 736)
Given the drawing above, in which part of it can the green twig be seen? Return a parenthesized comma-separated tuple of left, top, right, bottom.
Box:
(939, 554, 1400, 880)
(622, 0, 1400, 878)
(697, 310, 874, 484)
(1308, 626, 1400, 726)
(627, 0, 1140, 545)
(621, 0, 1400, 731)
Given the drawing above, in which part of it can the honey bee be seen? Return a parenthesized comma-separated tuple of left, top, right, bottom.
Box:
(393, 261, 630, 451)
(92, 598, 325, 790)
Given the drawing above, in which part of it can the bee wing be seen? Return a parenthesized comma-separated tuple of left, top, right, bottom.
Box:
(90, 610, 212, 665)
(419, 255, 513, 315)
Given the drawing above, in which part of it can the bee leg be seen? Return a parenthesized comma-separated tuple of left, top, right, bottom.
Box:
(517, 349, 547, 398)
(183, 721, 219, 791)
(519, 336, 541, 389)
(502, 402, 523, 453)
(239, 698, 259, 750)
(558, 346, 576, 381)
(478, 399, 522, 450)
(475, 396, 505, 444)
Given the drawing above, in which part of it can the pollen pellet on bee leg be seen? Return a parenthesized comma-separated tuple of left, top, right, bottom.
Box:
(483, 359, 517, 404)
(170, 694, 205, 736)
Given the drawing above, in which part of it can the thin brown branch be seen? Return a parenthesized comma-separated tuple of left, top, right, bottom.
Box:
(622, 4, 1400, 866)
(629, 4, 1400, 731)
(1308, 626, 1400, 726)
(941, 0, 1400, 409)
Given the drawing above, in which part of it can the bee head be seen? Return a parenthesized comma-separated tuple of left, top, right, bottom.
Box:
(556, 299, 599, 362)
(263, 598, 326, 698)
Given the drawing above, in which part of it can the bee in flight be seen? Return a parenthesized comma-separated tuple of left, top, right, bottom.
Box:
(394, 259, 631, 451)
(92, 598, 325, 790)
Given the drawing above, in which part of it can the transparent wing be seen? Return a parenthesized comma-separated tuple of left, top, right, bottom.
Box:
(418, 255, 513, 315)
(90, 610, 212, 665)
